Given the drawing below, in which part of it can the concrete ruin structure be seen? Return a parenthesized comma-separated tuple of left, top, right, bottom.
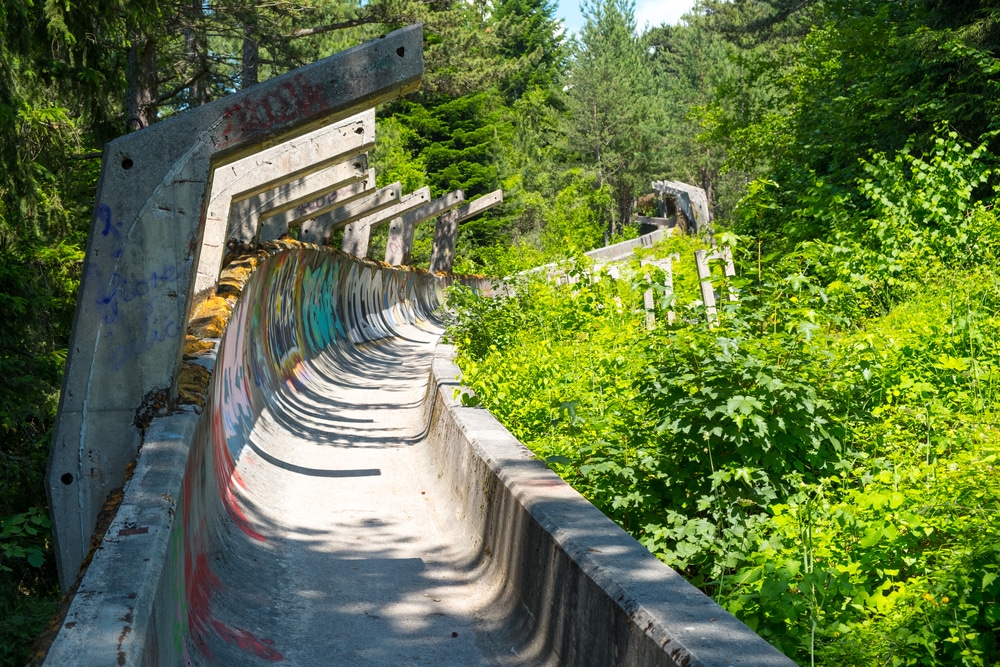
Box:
(42, 25, 793, 667)
(652, 179, 711, 233)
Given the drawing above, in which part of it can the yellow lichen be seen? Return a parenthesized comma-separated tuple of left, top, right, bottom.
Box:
(177, 362, 211, 407)
(188, 295, 232, 338)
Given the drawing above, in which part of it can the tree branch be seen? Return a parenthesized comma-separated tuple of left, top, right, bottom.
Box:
(283, 16, 385, 39)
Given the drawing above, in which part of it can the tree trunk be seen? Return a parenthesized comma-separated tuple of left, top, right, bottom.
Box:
(242, 20, 259, 88)
(185, 0, 209, 105)
(126, 32, 157, 132)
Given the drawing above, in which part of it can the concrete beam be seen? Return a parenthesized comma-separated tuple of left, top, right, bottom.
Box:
(429, 190, 502, 273)
(46, 25, 423, 591)
(385, 189, 464, 265)
(196, 111, 375, 297)
(341, 186, 430, 257)
(298, 182, 402, 244)
(262, 168, 377, 237)
(232, 156, 370, 244)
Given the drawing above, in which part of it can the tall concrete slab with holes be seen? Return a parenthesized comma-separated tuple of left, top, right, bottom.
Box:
(45, 26, 424, 590)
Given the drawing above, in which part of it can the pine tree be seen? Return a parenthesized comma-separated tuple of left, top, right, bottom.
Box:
(565, 0, 661, 240)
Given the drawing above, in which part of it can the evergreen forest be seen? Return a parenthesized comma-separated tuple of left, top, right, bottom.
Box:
(2, 0, 1000, 664)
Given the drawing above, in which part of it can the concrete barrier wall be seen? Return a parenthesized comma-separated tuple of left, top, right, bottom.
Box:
(44, 247, 792, 666)
(423, 348, 794, 667)
(44, 247, 450, 665)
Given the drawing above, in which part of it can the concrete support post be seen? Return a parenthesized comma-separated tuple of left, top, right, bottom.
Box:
(642, 253, 679, 329)
(298, 182, 402, 244)
(385, 189, 464, 266)
(695, 246, 737, 327)
(341, 187, 430, 257)
(428, 190, 502, 273)
(46, 25, 423, 591)
(237, 157, 370, 243)
(195, 111, 375, 298)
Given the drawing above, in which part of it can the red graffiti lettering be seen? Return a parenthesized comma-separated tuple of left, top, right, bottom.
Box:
(217, 75, 328, 146)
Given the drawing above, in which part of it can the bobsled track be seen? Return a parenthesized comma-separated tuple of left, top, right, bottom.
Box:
(43, 244, 794, 666)
(40, 24, 795, 667)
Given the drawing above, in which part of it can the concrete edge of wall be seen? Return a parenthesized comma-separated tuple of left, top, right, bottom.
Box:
(425, 344, 796, 667)
(42, 406, 206, 665)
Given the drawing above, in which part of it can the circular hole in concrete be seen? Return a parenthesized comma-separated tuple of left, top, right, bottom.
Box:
(396, 46, 405, 57)
(121, 157, 134, 170)
(60, 473, 74, 485)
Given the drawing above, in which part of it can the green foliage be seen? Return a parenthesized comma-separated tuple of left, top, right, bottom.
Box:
(449, 216, 1000, 665)
(540, 169, 612, 255)
(372, 116, 427, 193)
(565, 0, 664, 238)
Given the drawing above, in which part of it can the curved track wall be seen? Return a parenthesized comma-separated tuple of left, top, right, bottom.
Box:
(179, 249, 448, 663)
(44, 248, 452, 665)
(43, 247, 793, 666)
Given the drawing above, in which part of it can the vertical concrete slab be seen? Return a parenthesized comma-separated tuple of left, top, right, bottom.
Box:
(298, 182, 402, 244)
(428, 190, 502, 273)
(46, 25, 424, 591)
(695, 246, 736, 327)
(642, 253, 679, 328)
(195, 111, 375, 298)
(233, 157, 370, 243)
(385, 189, 464, 265)
(341, 186, 430, 257)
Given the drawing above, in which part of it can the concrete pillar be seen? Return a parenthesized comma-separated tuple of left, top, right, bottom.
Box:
(195, 111, 375, 298)
(385, 189, 464, 266)
(642, 253, 679, 328)
(695, 246, 737, 327)
(46, 25, 423, 591)
(341, 187, 430, 258)
(298, 182, 402, 244)
(235, 157, 370, 243)
(428, 190, 503, 273)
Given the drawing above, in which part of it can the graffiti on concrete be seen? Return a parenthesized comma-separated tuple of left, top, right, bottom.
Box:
(174, 247, 464, 662)
(218, 75, 329, 147)
(88, 204, 183, 371)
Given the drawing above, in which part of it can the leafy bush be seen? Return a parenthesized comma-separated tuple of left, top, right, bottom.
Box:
(449, 228, 1000, 666)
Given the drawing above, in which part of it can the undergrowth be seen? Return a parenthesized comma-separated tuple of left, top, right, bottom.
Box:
(446, 134, 1000, 665)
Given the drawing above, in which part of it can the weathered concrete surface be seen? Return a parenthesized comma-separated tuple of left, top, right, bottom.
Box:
(43, 245, 794, 666)
(235, 156, 371, 243)
(652, 180, 710, 233)
(385, 189, 465, 266)
(262, 167, 378, 236)
(341, 186, 430, 257)
(299, 182, 402, 244)
(429, 190, 502, 273)
(197, 111, 375, 297)
(46, 25, 424, 592)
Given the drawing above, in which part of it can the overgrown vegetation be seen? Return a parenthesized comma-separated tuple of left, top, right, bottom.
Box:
(5, 0, 1000, 662)
(447, 130, 1000, 665)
